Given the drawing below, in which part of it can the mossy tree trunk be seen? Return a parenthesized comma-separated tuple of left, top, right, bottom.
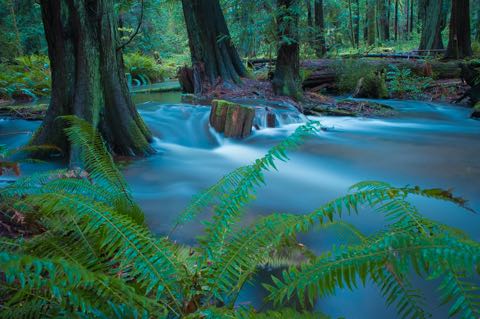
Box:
(34, 0, 153, 161)
(181, 0, 247, 95)
(418, 0, 446, 51)
(272, 0, 302, 100)
(445, 0, 473, 59)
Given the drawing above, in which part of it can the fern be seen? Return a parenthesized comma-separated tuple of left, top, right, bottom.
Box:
(200, 121, 322, 259)
(438, 271, 480, 319)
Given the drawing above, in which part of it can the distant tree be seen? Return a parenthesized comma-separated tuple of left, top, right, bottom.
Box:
(366, 0, 376, 45)
(33, 0, 154, 162)
(377, 0, 389, 41)
(418, 0, 447, 52)
(354, 0, 360, 47)
(394, 0, 399, 40)
(445, 0, 472, 59)
(314, 0, 327, 57)
(181, 0, 247, 94)
(272, 0, 302, 100)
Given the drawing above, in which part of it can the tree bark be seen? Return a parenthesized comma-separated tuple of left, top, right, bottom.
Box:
(367, 0, 376, 45)
(378, 0, 389, 41)
(314, 0, 327, 57)
(34, 0, 153, 161)
(394, 0, 399, 41)
(445, 0, 473, 59)
(418, 0, 446, 51)
(181, 0, 247, 94)
(354, 0, 360, 47)
(272, 0, 302, 100)
(348, 0, 356, 46)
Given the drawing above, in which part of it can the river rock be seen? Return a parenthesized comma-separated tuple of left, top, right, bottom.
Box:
(472, 103, 480, 119)
(210, 100, 255, 138)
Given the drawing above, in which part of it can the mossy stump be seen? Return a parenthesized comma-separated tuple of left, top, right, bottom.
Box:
(210, 100, 255, 138)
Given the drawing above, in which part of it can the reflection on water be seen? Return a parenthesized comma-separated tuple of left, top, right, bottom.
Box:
(1, 96, 479, 318)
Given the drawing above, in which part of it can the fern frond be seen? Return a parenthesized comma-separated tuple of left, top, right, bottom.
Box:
(372, 266, 430, 319)
(23, 192, 184, 315)
(236, 308, 330, 319)
(174, 166, 249, 229)
(0, 252, 163, 318)
(201, 121, 321, 260)
(265, 231, 480, 309)
(61, 116, 144, 224)
(438, 271, 480, 319)
(205, 213, 302, 304)
(293, 182, 472, 236)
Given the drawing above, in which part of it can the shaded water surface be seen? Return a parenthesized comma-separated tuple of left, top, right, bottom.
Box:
(1, 97, 479, 318)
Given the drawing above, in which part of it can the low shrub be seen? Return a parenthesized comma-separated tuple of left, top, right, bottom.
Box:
(124, 52, 167, 85)
(386, 64, 433, 98)
(0, 55, 51, 100)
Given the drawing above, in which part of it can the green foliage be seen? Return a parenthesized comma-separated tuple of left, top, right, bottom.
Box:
(386, 64, 433, 98)
(0, 55, 50, 99)
(0, 118, 479, 318)
(124, 52, 167, 85)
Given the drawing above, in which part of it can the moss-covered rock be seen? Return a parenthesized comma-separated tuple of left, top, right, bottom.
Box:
(210, 100, 255, 138)
(353, 72, 388, 99)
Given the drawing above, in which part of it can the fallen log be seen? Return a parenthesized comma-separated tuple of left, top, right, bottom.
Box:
(300, 58, 462, 89)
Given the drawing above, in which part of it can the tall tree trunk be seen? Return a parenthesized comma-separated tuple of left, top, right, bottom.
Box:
(354, 0, 360, 47)
(181, 0, 247, 94)
(272, 0, 302, 100)
(405, 0, 410, 36)
(8, 0, 23, 56)
(34, 0, 153, 161)
(418, 0, 446, 51)
(314, 0, 327, 56)
(367, 0, 376, 45)
(476, 0, 480, 41)
(445, 0, 473, 58)
(410, 0, 415, 35)
(378, 0, 389, 41)
(348, 0, 356, 46)
(394, 0, 399, 41)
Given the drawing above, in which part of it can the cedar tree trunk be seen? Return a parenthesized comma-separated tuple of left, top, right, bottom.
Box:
(314, 0, 327, 57)
(34, 0, 153, 161)
(272, 0, 302, 100)
(181, 0, 247, 94)
(445, 0, 473, 59)
(418, 0, 446, 51)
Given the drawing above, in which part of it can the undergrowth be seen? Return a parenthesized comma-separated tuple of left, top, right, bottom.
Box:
(0, 117, 478, 318)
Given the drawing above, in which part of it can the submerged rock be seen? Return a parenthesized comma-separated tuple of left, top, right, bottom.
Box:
(472, 103, 480, 119)
(209, 100, 255, 138)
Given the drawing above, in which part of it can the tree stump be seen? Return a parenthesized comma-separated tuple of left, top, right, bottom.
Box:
(210, 100, 255, 138)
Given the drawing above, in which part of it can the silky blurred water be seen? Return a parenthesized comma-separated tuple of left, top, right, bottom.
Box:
(1, 97, 479, 318)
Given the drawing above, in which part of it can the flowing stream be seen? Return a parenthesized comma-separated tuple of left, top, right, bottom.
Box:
(1, 94, 479, 318)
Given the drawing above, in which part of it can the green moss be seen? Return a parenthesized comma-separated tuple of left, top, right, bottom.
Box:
(212, 100, 253, 117)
